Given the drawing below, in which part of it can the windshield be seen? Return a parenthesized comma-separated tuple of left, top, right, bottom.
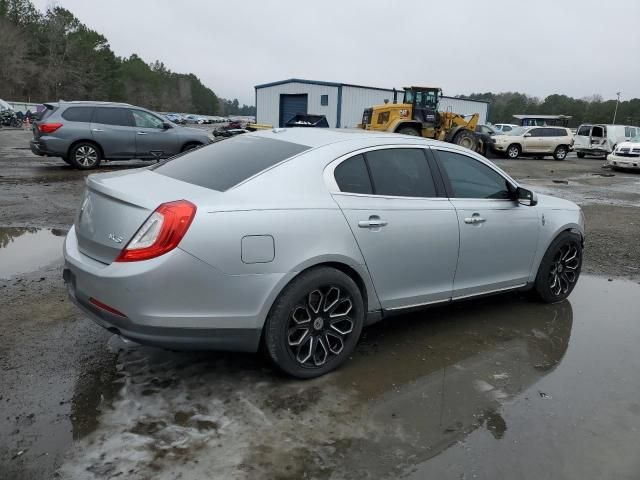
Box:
(630, 135, 640, 143)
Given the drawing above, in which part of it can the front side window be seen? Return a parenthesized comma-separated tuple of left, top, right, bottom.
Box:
(93, 107, 132, 127)
(132, 110, 165, 129)
(334, 154, 372, 194)
(437, 150, 511, 199)
(365, 148, 436, 198)
(528, 128, 545, 137)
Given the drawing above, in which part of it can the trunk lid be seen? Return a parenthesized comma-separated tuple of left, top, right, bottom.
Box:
(75, 169, 219, 264)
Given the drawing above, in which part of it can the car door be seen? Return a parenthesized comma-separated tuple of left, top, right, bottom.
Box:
(329, 146, 460, 310)
(523, 127, 546, 153)
(130, 109, 178, 159)
(90, 107, 136, 159)
(433, 147, 540, 299)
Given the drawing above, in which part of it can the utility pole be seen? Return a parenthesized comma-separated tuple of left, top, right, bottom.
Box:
(613, 92, 621, 124)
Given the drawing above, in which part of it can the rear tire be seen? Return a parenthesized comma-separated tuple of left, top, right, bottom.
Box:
(398, 127, 420, 136)
(533, 231, 582, 303)
(506, 144, 521, 159)
(69, 142, 101, 170)
(264, 267, 364, 378)
(452, 129, 478, 151)
(553, 145, 568, 161)
(577, 152, 586, 159)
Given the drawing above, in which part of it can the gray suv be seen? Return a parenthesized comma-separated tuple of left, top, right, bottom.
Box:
(30, 101, 212, 169)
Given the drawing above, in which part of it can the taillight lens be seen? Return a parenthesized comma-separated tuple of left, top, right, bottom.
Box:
(37, 122, 63, 134)
(115, 200, 197, 262)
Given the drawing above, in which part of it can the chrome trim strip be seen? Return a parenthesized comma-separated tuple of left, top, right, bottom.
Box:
(385, 297, 451, 311)
(452, 283, 527, 301)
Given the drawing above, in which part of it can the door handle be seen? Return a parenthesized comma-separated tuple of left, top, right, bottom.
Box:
(464, 215, 486, 224)
(91, 128, 104, 132)
(358, 216, 388, 228)
(136, 131, 147, 135)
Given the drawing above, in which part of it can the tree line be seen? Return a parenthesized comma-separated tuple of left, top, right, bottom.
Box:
(459, 92, 640, 127)
(0, 0, 255, 116)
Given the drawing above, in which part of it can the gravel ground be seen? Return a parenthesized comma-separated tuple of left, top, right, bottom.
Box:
(1, 127, 640, 479)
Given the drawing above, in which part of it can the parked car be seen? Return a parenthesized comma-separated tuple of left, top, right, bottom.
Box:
(491, 126, 574, 160)
(30, 101, 212, 169)
(475, 124, 500, 156)
(573, 124, 639, 158)
(63, 129, 584, 378)
(164, 113, 186, 124)
(605, 135, 640, 171)
(184, 114, 210, 124)
(492, 123, 518, 133)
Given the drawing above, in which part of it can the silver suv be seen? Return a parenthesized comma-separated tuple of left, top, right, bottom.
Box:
(30, 101, 212, 169)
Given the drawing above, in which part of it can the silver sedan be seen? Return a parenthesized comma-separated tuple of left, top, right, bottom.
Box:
(63, 129, 584, 378)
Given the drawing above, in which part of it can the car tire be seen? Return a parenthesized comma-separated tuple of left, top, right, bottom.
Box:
(532, 231, 582, 303)
(69, 142, 101, 170)
(398, 126, 420, 136)
(61, 156, 72, 165)
(577, 152, 586, 159)
(181, 142, 202, 152)
(264, 267, 365, 379)
(506, 144, 521, 159)
(553, 145, 568, 161)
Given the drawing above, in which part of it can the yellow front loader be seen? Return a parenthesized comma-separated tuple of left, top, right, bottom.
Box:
(359, 87, 480, 151)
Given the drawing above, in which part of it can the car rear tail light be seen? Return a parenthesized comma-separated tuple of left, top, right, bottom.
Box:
(89, 297, 127, 318)
(115, 200, 197, 262)
(37, 122, 63, 134)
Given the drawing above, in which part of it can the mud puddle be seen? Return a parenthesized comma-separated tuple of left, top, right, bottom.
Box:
(39, 276, 640, 479)
(0, 227, 67, 278)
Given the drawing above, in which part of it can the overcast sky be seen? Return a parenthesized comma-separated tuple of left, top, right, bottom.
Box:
(32, 0, 640, 105)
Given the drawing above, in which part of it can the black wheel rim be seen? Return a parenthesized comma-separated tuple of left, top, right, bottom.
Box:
(549, 242, 580, 296)
(286, 285, 355, 368)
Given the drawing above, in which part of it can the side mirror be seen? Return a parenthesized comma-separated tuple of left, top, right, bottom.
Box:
(162, 122, 172, 129)
(516, 186, 538, 206)
(524, 133, 532, 137)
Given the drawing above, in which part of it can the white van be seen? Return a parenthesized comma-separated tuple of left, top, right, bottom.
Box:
(573, 124, 640, 158)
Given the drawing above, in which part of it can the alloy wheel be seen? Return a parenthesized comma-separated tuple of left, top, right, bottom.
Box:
(507, 146, 519, 158)
(75, 145, 98, 167)
(286, 285, 355, 368)
(548, 242, 580, 296)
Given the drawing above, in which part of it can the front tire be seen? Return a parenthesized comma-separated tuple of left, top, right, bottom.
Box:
(506, 144, 521, 159)
(264, 267, 364, 378)
(533, 231, 582, 303)
(553, 145, 568, 160)
(452, 129, 478, 151)
(69, 142, 101, 170)
(397, 126, 420, 136)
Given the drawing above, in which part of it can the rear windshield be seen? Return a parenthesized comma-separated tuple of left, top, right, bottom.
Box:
(153, 135, 311, 191)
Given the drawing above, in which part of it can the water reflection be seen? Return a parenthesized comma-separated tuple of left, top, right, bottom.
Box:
(0, 227, 66, 278)
(60, 294, 572, 479)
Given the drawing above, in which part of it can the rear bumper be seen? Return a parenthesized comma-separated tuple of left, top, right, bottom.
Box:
(30, 136, 69, 157)
(63, 226, 281, 352)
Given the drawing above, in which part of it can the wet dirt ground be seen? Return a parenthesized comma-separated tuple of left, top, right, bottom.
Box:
(1, 127, 640, 479)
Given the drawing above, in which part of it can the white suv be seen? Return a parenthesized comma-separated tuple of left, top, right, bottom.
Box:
(492, 126, 574, 160)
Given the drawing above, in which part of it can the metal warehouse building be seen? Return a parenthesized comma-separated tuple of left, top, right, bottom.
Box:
(255, 78, 489, 129)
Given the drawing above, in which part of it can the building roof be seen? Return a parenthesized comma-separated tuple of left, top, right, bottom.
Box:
(254, 78, 490, 104)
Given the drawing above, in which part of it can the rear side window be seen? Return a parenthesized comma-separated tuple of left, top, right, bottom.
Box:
(437, 150, 510, 199)
(93, 107, 132, 126)
(153, 135, 310, 191)
(61, 106, 94, 122)
(334, 154, 372, 194)
(365, 148, 436, 197)
(577, 125, 591, 136)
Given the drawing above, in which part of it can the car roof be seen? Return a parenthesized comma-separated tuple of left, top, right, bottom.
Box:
(244, 127, 447, 149)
